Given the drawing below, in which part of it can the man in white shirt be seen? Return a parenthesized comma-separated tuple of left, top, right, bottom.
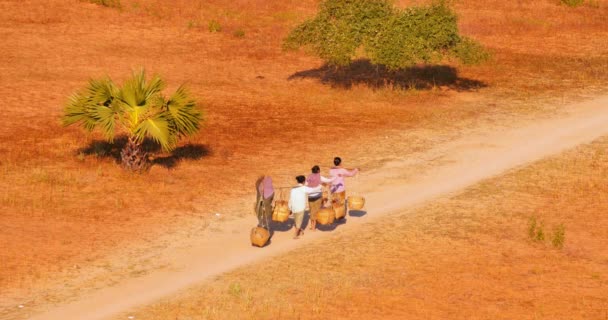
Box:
(289, 175, 322, 239)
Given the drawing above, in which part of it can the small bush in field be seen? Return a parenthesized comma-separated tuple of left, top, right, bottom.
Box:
(228, 282, 242, 297)
(528, 217, 545, 242)
(88, 0, 121, 8)
(535, 224, 545, 242)
(528, 217, 538, 239)
(233, 29, 245, 38)
(208, 20, 222, 33)
(561, 0, 584, 7)
(551, 224, 566, 249)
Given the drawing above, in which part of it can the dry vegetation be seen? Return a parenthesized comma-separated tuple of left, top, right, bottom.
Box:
(1, 0, 608, 315)
(125, 135, 608, 320)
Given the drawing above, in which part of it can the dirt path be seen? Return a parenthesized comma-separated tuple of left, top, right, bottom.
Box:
(25, 96, 608, 320)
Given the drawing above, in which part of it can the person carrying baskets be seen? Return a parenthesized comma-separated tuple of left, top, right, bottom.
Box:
(289, 175, 322, 239)
(254, 175, 274, 231)
(306, 165, 335, 231)
(329, 157, 359, 215)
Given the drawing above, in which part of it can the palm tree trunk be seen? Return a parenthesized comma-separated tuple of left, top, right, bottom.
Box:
(121, 136, 148, 171)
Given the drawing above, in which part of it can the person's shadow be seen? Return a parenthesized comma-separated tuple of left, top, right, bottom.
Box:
(349, 209, 367, 217)
(316, 216, 347, 232)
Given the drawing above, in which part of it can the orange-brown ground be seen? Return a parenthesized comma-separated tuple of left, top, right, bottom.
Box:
(1, 0, 607, 316)
(126, 134, 608, 320)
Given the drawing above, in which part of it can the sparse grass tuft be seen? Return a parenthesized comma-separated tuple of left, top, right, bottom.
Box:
(228, 282, 242, 297)
(551, 224, 566, 249)
(528, 217, 545, 242)
(233, 29, 245, 38)
(561, 0, 584, 7)
(528, 216, 538, 238)
(87, 0, 121, 8)
(208, 20, 222, 33)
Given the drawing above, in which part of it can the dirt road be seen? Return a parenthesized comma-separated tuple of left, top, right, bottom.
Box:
(25, 96, 608, 320)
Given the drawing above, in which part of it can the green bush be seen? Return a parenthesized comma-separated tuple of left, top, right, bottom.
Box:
(284, 0, 488, 69)
(284, 0, 393, 66)
(208, 20, 222, 33)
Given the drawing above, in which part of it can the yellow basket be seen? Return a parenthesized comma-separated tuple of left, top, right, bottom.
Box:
(250, 227, 270, 247)
(333, 201, 346, 220)
(272, 200, 290, 222)
(317, 207, 335, 225)
(347, 196, 365, 210)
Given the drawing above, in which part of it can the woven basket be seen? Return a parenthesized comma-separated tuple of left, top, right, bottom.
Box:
(272, 200, 290, 222)
(317, 207, 335, 225)
(347, 196, 365, 210)
(322, 188, 330, 202)
(250, 227, 270, 247)
(333, 201, 346, 220)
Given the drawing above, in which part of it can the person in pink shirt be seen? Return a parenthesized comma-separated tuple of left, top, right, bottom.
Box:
(329, 157, 359, 212)
(306, 165, 335, 231)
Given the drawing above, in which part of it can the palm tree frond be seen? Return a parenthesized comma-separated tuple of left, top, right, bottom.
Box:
(93, 103, 117, 142)
(164, 85, 203, 137)
(133, 114, 174, 151)
(62, 77, 118, 138)
(119, 69, 165, 108)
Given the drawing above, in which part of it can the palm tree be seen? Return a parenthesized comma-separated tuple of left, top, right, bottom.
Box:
(63, 70, 203, 171)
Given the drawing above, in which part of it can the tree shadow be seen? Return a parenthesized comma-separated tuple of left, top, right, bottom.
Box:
(153, 144, 211, 169)
(77, 136, 211, 169)
(288, 59, 486, 91)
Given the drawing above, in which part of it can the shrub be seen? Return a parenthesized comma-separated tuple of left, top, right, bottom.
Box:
(284, 0, 487, 69)
(208, 20, 222, 33)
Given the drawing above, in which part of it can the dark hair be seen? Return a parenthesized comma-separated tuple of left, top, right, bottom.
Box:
(333, 157, 342, 166)
(296, 175, 306, 184)
(311, 165, 320, 173)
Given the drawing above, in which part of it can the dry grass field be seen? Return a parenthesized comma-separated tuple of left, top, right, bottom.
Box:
(1, 0, 608, 316)
(124, 134, 608, 320)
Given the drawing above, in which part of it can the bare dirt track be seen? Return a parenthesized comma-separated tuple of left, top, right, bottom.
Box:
(1, 0, 608, 319)
(13, 96, 607, 320)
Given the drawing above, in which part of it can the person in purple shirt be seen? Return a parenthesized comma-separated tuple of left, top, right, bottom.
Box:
(329, 157, 359, 211)
(254, 175, 274, 230)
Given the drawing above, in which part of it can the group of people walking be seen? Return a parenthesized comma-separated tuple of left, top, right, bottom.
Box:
(255, 157, 359, 240)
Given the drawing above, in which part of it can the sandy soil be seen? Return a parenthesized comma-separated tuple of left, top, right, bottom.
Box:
(11, 95, 607, 320)
(2, 1, 608, 319)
